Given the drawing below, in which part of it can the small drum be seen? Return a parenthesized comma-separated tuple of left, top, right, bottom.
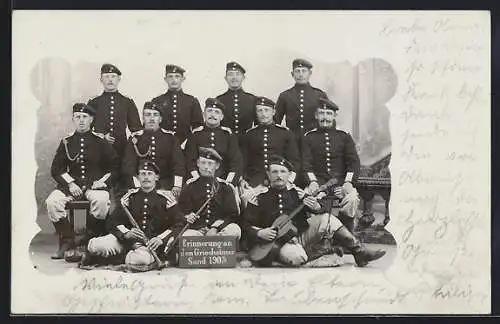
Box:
(66, 200, 90, 234)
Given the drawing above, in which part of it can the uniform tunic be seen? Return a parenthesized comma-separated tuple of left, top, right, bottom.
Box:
(178, 176, 239, 231)
(301, 127, 360, 186)
(50, 130, 119, 195)
(216, 88, 257, 141)
(150, 90, 204, 146)
(88, 91, 142, 158)
(241, 124, 301, 187)
(121, 128, 185, 191)
(274, 83, 328, 139)
(183, 125, 242, 185)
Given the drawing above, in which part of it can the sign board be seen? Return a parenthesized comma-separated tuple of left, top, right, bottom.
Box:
(178, 236, 237, 268)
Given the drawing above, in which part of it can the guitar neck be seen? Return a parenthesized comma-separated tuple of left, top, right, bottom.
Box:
(281, 202, 306, 224)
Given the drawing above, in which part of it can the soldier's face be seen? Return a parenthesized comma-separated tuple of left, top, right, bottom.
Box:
(204, 107, 224, 127)
(197, 157, 220, 177)
(267, 164, 290, 189)
(100, 73, 121, 91)
(225, 70, 245, 89)
(164, 73, 185, 90)
(291, 67, 312, 84)
(316, 108, 337, 128)
(138, 169, 159, 191)
(73, 112, 93, 132)
(143, 109, 162, 130)
(256, 105, 275, 125)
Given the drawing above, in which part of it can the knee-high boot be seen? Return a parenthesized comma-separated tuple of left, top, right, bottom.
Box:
(51, 219, 74, 260)
(333, 226, 386, 267)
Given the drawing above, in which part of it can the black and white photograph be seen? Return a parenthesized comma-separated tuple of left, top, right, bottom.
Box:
(12, 10, 490, 314)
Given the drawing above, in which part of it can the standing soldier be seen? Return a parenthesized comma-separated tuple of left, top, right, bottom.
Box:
(216, 61, 257, 142)
(184, 98, 242, 186)
(274, 58, 328, 141)
(89, 63, 142, 159)
(301, 98, 361, 233)
(45, 103, 119, 259)
(121, 102, 185, 198)
(150, 64, 204, 147)
(240, 96, 300, 191)
(178, 147, 241, 238)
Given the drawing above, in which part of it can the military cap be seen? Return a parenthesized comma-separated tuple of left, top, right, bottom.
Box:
(165, 64, 186, 75)
(318, 97, 340, 112)
(198, 147, 223, 162)
(267, 154, 294, 171)
(138, 159, 160, 174)
(226, 61, 246, 74)
(255, 96, 275, 108)
(292, 58, 313, 70)
(101, 63, 122, 75)
(205, 98, 225, 111)
(72, 103, 96, 116)
(143, 101, 163, 116)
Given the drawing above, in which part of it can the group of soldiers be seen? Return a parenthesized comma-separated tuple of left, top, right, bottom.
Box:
(45, 58, 386, 268)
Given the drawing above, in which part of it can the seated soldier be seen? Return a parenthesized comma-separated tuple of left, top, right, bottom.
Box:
(46, 103, 119, 260)
(242, 155, 385, 267)
(83, 160, 183, 266)
(178, 147, 241, 238)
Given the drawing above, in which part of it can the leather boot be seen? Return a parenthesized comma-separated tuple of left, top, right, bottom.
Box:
(336, 215, 355, 255)
(333, 226, 386, 267)
(51, 219, 74, 259)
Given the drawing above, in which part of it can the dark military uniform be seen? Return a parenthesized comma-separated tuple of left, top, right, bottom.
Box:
(241, 124, 301, 187)
(216, 88, 257, 140)
(150, 90, 204, 146)
(178, 176, 240, 232)
(184, 125, 242, 185)
(88, 91, 142, 158)
(274, 83, 328, 140)
(50, 130, 119, 197)
(301, 127, 360, 187)
(122, 129, 185, 191)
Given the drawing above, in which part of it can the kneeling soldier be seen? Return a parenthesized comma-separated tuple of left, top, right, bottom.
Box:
(242, 155, 385, 267)
(46, 103, 118, 260)
(178, 147, 241, 238)
(84, 160, 183, 266)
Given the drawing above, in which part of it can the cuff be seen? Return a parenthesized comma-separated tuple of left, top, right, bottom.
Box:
(174, 176, 183, 188)
(289, 171, 297, 183)
(345, 172, 354, 183)
(210, 219, 224, 230)
(157, 229, 173, 241)
(116, 225, 129, 239)
(61, 173, 75, 184)
(226, 172, 236, 184)
(133, 176, 140, 187)
(307, 172, 317, 182)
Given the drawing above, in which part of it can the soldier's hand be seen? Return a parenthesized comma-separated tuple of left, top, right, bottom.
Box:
(257, 227, 277, 241)
(124, 228, 147, 242)
(303, 196, 321, 211)
(104, 133, 115, 144)
(91, 180, 107, 190)
(185, 213, 198, 224)
(68, 182, 83, 198)
(239, 179, 250, 192)
(334, 186, 345, 199)
(305, 181, 320, 195)
(146, 236, 163, 251)
(206, 228, 218, 236)
(171, 186, 182, 198)
(342, 182, 354, 194)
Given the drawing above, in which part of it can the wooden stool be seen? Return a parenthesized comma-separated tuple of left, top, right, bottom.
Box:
(66, 200, 90, 235)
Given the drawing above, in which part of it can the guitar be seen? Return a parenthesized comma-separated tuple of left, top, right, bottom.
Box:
(248, 178, 338, 265)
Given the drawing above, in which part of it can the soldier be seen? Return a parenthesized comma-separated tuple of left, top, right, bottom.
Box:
(84, 160, 184, 266)
(216, 61, 257, 142)
(184, 98, 242, 186)
(302, 98, 361, 232)
(242, 155, 385, 267)
(274, 58, 328, 141)
(45, 103, 119, 259)
(150, 64, 204, 147)
(121, 102, 185, 198)
(240, 96, 300, 191)
(89, 63, 142, 159)
(178, 147, 241, 238)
